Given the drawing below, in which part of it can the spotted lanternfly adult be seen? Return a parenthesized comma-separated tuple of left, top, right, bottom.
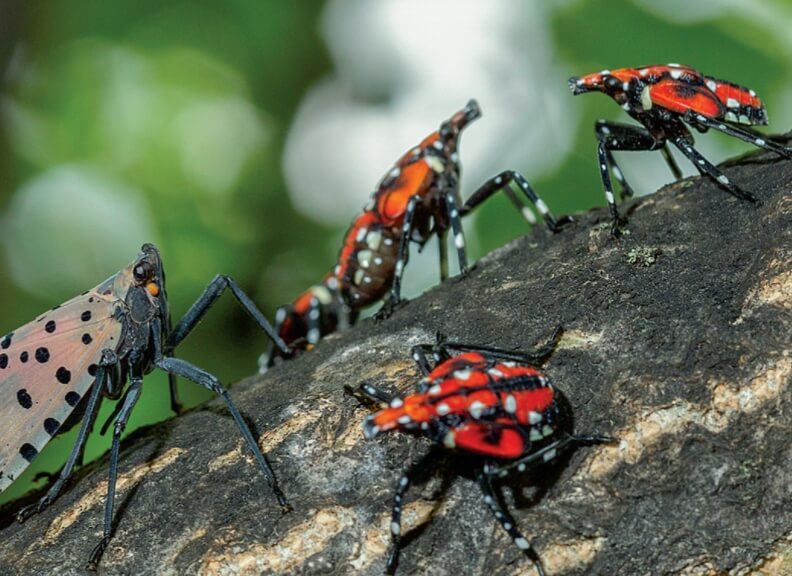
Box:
(0, 243, 293, 570)
(260, 100, 569, 369)
(352, 328, 614, 575)
(569, 63, 792, 235)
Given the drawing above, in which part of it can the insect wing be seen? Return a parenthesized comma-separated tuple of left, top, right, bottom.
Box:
(0, 288, 122, 492)
(648, 78, 725, 119)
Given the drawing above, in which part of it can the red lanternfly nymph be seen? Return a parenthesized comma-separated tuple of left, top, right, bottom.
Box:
(352, 328, 614, 575)
(261, 100, 570, 368)
(569, 64, 792, 235)
(0, 244, 293, 570)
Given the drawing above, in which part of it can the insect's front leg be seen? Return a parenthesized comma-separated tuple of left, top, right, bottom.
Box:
(166, 274, 291, 358)
(17, 349, 120, 522)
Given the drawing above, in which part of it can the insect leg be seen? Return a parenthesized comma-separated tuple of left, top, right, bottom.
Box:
(384, 449, 439, 575)
(376, 194, 421, 320)
(685, 112, 792, 158)
(16, 350, 119, 522)
(460, 170, 568, 232)
(671, 134, 758, 202)
(437, 325, 564, 366)
(154, 356, 289, 511)
(445, 191, 469, 277)
(661, 145, 684, 180)
(166, 275, 290, 358)
(437, 228, 449, 282)
(594, 120, 664, 236)
(86, 376, 143, 571)
(483, 433, 616, 479)
(353, 382, 398, 405)
(478, 473, 545, 576)
(258, 305, 289, 373)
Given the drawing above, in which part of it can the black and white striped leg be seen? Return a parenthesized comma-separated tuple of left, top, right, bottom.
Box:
(355, 382, 399, 405)
(377, 194, 421, 319)
(685, 112, 792, 158)
(155, 356, 290, 511)
(16, 350, 119, 522)
(445, 191, 469, 276)
(461, 170, 567, 232)
(671, 135, 758, 202)
(483, 433, 616, 479)
(478, 473, 545, 576)
(385, 450, 437, 575)
(594, 120, 665, 235)
(86, 375, 143, 571)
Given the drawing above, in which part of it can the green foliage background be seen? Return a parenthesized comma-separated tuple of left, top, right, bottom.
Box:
(1, 0, 790, 504)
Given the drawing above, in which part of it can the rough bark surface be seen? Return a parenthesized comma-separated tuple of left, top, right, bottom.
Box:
(0, 149, 790, 576)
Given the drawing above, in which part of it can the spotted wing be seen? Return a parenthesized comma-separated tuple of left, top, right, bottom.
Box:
(648, 78, 725, 119)
(0, 289, 123, 492)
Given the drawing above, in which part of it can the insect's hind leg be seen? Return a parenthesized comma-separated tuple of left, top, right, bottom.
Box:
(478, 473, 546, 576)
(17, 350, 119, 522)
(685, 111, 792, 159)
(436, 325, 564, 366)
(154, 355, 290, 511)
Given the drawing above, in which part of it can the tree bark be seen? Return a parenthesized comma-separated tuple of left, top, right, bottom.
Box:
(0, 148, 790, 576)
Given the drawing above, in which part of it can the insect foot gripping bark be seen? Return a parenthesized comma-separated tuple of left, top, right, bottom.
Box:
(260, 99, 570, 371)
(569, 63, 791, 236)
(352, 327, 616, 576)
(0, 243, 293, 570)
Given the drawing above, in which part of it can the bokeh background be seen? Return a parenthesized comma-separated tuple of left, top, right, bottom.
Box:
(2, 0, 791, 504)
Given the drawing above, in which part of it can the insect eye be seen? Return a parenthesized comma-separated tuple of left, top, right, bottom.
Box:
(605, 76, 622, 91)
(133, 263, 152, 282)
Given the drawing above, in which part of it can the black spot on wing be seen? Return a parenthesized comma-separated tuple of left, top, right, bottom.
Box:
(0, 354, 7, 369)
(65, 391, 81, 407)
(82, 333, 93, 345)
(43, 418, 60, 436)
(45, 320, 57, 333)
(20, 351, 28, 363)
(19, 443, 38, 463)
(35, 347, 50, 363)
(56, 367, 72, 384)
(17, 389, 32, 409)
(1, 333, 12, 349)
(81, 311, 92, 322)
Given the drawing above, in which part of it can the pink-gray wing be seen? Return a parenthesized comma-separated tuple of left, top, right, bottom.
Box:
(0, 289, 123, 492)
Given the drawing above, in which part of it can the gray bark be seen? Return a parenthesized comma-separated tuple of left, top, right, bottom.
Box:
(0, 148, 790, 576)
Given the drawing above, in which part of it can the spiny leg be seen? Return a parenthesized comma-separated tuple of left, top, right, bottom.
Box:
(166, 274, 290, 357)
(384, 449, 438, 575)
(671, 134, 757, 202)
(686, 112, 792, 159)
(478, 473, 545, 576)
(155, 356, 290, 510)
(86, 375, 143, 571)
(376, 194, 421, 320)
(17, 350, 119, 522)
(460, 170, 568, 232)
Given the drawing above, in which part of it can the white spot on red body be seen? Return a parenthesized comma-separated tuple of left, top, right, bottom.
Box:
(468, 400, 486, 419)
(504, 395, 517, 414)
(453, 368, 472, 380)
(428, 384, 441, 395)
(706, 80, 717, 92)
(670, 69, 682, 80)
(390, 398, 403, 408)
(355, 227, 368, 242)
(528, 411, 542, 425)
(437, 403, 451, 416)
(397, 415, 411, 425)
(726, 98, 740, 109)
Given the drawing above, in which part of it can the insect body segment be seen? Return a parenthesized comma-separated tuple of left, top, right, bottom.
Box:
(569, 64, 791, 235)
(357, 331, 614, 575)
(1, 244, 293, 569)
(262, 100, 567, 369)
